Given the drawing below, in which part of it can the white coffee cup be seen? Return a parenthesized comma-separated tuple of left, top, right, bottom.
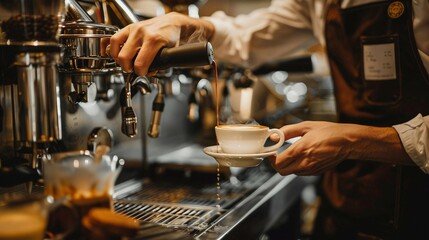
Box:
(215, 124, 285, 154)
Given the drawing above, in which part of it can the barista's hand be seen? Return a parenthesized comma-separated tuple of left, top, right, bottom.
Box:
(269, 121, 350, 176)
(109, 13, 182, 75)
(108, 12, 214, 76)
(268, 121, 413, 176)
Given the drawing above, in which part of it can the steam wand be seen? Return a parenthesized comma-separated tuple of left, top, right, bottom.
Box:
(147, 77, 164, 138)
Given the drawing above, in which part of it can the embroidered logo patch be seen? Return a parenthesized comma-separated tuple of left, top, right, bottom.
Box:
(388, 1, 404, 19)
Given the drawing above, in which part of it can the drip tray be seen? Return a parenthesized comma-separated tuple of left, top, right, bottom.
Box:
(120, 181, 245, 209)
(134, 221, 194, 240)
(113, 167, 274, 238)
(114, 200, 223, 232)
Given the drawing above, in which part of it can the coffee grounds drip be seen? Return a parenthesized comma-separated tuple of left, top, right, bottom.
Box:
(1, 15, 60, 41)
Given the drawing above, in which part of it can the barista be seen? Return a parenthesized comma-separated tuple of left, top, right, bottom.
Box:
(107, 0, 429, 239)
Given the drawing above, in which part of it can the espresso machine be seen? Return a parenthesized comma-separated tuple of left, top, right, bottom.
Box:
(0, 0, 215, 188)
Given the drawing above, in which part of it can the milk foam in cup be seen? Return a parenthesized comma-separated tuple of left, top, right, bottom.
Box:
(215, 124, 285, 154)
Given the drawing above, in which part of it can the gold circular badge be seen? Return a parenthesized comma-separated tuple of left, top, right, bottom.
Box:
(388, 1, 405, 19)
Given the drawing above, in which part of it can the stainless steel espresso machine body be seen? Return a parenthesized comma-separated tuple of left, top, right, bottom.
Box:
(0, 0, 215, 186)
(0, 0, 65, 187)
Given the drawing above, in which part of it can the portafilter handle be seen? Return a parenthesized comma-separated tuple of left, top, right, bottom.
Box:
(106, 42, 214, 75)
(148, 41, 214, 72)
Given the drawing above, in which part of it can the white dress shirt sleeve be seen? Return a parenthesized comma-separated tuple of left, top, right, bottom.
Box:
(202, 0, 319, 69)
(393, 114, 429, 173)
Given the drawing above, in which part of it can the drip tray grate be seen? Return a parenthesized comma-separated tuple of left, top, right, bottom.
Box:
(114, 200, 223, 231)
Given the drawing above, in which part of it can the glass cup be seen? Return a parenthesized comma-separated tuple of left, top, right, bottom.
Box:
(215, 124, 285, 154)
(43, 150, 123, 238)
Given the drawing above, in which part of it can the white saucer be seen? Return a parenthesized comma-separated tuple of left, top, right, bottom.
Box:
(203, 145, 277, 167)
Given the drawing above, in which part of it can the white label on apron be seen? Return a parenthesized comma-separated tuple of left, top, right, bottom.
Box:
(363, 43, 396, 80)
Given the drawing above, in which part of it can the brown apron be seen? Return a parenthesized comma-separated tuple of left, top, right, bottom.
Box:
(313, 0, 429, 239)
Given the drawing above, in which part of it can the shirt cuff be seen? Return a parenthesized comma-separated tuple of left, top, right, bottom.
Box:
(202, 12, 235, 55)
(393, 114, 429, 173)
